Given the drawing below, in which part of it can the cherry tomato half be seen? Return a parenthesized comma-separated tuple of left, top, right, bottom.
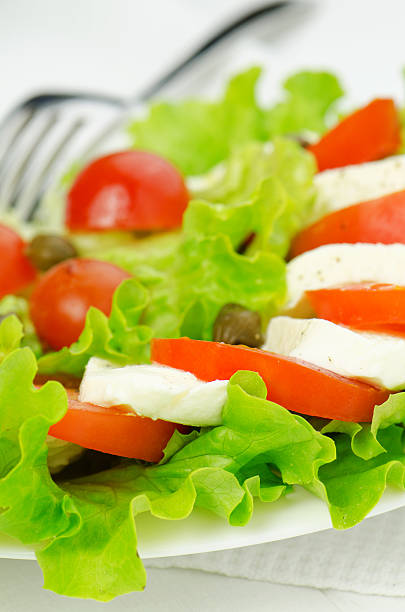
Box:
(49, 388, 187, 462)
(0, 224, 36, 297)
(152, 338, 389, 422)
(66, 150, 190, 232)
(30, 258, 131, 350)
(307, 98, 400, 172)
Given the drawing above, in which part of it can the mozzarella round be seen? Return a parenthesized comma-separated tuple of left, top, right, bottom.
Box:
(285, 243, 405, 312)
(312, 155, 405, 222)
(79, 358, 228, 427)
(263, 316, 405, 390)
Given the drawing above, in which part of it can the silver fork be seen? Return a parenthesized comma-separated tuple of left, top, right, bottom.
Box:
(0, 1, 300, 224)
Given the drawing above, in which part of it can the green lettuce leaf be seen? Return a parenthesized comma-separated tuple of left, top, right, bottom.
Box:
(38, 278, 152, 376)
(146, 234, 286, 340)
(0, 314, 24, 361)
(321, 420, 385, 461)
(321, 392, 405, 461)
(314, 429, 405, 529)
(189, 138, 316, 256)
(190, 138, 315, 205)
(184, 177, 285, 253)
(0, 295, 42, 357)
(128, 68, 342, 177)
(314, 393, 405, 528)
(0, 318, 79, 545)
(128, 67, 267, 176)
(266, 71, 344, 138)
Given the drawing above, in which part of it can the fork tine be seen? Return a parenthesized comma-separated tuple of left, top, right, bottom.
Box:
(0, 108, 35, 177)
(0, 111, 58, 212)
(15, 117, 86, 223)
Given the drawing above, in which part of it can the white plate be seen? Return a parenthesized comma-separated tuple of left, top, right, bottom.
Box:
(2, 487, 405, 560)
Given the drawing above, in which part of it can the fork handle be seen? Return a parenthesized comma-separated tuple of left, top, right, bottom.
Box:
(131, 1, 292, 103)
(80, 1, 299, 162)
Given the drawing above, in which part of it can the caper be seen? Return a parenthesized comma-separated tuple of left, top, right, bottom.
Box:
(213, 303, 264, 348)
(26, 234, 77, 271)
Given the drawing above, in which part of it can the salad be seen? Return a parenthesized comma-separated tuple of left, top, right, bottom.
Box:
(1, 66, 405, 601)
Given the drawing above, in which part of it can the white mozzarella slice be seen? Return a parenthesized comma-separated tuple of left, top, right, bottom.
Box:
(285, 243, 405, 312)
(79, 357, 228, 427)
(264, 316, 405, 390)
(313, 155, 405, 221)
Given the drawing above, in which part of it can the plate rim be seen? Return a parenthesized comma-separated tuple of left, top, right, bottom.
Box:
(2, 486, 404, 561)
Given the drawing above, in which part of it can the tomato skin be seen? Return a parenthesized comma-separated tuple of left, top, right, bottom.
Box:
(66, 150, 189, 232)
(290, 190, 405, 258)
(152, 338, 389, 423)
(307, 99, 400, 172)
(30, 258, 131, 350)
(353, 324, 405, 338)
(0, 224, 36, 297)
(307, 283, 405, 331)
(49, 389, 186, 462)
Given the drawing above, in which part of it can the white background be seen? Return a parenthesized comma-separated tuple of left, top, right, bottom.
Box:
(1, 0, 405, 610)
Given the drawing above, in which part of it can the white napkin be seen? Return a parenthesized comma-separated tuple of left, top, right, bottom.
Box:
(146, 506, 405, 596)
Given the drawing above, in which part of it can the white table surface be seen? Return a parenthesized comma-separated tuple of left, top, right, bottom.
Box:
(1, 0, 405, 609)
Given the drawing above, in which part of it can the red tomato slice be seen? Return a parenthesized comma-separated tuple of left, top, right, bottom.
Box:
(66, 150, 189, 232)
(49, 388, 186, 462)
(30, 258, 131, 350)
(0, 224, 36, 297)
(152, 338, 389, 423)
(290, 190, 405, 258)
(307, 98, 400, 172)
(307, 283, 405, 331)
